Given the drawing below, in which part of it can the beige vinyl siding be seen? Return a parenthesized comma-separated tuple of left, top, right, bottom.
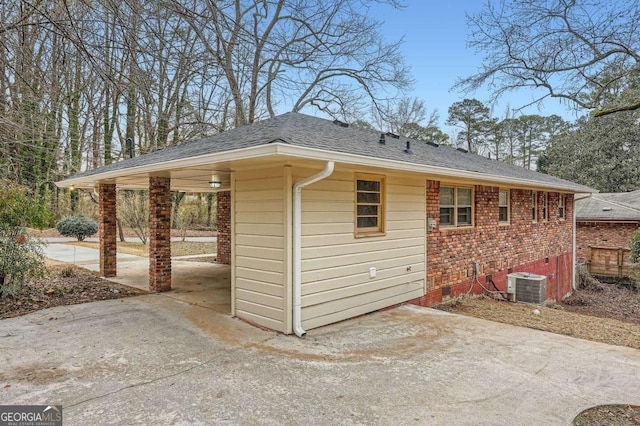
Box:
(233, 167, 287, 332)
(300, 170, 426, 330)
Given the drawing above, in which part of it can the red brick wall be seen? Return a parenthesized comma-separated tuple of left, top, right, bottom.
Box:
(576, 221, 639, 261)
(216, 191, 231, 265)
(412, 182, 574, 306)
(149, 176, 172, 292)
(99, 183, 117, 278)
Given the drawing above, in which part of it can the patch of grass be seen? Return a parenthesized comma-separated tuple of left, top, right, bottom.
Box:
(172, 241, 216, 257)
(65, 241, 215, 257)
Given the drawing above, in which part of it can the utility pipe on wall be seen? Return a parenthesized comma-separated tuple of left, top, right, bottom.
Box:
(572, 193, 591, 291)
(292, 161, 334, 337)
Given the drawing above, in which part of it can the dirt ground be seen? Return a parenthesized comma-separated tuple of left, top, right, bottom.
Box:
(435, 284, 640, 350)
(573, 404, 640, 426)
(0, 261, 146, 319)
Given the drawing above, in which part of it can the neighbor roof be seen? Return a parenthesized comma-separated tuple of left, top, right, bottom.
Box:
(58, 112, 594, 193)
(576, 191, 640, 221)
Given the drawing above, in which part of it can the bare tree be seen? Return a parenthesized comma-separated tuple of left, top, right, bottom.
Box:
(456, 0, 640, 117)
(167, 0, 412, 126)
(372, 97, 432, 132)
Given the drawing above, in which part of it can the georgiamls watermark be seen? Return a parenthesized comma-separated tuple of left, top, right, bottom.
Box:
(0, 405, 62, 426)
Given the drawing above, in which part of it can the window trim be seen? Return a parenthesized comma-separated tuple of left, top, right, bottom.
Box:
(354, 173, 385, 237)
(558, 193, 566, 220)
(498, 189, 510, 225)
(531, 191, 538, 222)
(439, 185, 474, 229)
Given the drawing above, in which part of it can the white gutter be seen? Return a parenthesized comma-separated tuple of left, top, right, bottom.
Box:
(292, 161, 334, 337)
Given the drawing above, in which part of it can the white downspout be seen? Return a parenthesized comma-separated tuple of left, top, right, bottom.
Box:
(292, 161, 334, 337)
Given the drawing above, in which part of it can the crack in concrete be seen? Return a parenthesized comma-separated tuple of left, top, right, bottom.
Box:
(64, 347, 243, 411)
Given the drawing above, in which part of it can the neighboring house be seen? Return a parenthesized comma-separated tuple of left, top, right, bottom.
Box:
(575, 191, 640, 261)
(57, 113, 593, 335)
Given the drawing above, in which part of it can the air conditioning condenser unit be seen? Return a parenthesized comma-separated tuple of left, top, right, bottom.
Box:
(506, 272, 547, 304)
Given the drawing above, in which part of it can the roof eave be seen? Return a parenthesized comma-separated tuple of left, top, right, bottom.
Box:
(55, 144, 282, 188)
(56, 142, 594, 193)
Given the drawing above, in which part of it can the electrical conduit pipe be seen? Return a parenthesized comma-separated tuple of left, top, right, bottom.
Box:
(292, 161, 334, 337)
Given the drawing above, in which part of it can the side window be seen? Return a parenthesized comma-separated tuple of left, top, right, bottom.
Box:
(531, 191, 538, 222)
(439, 186, 455, 227)
(499, 189, 509, 224)
(558, 194, 565, 219)
(541, 192, 548, 222)
(355, 175, 385, 236)
(440, 186, 474, 228)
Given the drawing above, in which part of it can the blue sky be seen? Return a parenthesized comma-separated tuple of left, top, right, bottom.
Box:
(371, 1, 584, 133)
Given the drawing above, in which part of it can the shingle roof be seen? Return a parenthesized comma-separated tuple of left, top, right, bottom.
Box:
(576, 191, 640, 221)
(60, 112, 594, 192)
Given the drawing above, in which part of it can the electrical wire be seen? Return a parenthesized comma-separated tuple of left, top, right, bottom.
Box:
(466, 261, 508, 299)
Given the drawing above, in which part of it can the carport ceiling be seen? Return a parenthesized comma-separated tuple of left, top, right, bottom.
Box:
(113, 167, 232, 192)
(84, 156, 293, 192)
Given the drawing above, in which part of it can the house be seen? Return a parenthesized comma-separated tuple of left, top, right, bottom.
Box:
(57, 112, 593, 335)
(575, 191, 640, 261)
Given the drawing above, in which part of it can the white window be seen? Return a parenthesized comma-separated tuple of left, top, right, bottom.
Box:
(355, 175, 385, 236)
(440, 186, 473, 228)
(559, 194, 565, 219)
(531, 191, 538, 222)
(499, 189, 509, 224)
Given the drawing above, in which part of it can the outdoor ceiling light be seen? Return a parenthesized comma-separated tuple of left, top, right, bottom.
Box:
(208, 180, 222, 189)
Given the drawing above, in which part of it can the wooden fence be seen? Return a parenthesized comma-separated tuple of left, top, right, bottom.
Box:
(587, 246, 633, 279)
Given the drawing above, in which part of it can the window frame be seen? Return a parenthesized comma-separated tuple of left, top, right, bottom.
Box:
(439, 185, 474, 229)
(541, 192, 549, 222)
(558, 193, 566, 220)
(498, 189, 510, 225)
(531, 191, 538, 222)
(354, 174, 385, 237)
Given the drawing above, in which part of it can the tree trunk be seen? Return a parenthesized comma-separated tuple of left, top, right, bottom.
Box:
(117, 218, 125, 242)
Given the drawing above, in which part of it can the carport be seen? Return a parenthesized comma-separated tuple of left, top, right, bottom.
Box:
(94, 177, 233, 293)
(40, 237, 232, 314)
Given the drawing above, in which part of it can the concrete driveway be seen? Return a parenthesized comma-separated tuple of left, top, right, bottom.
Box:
(1, 295, 639, 425)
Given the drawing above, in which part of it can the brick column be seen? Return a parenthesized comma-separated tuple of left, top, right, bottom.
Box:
(149, 176, 172, 292)
(99, 183, 117, 277)
(216, 191, 231, 265)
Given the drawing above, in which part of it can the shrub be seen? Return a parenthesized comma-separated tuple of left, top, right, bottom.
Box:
(0, 226, 45, 297)
(0, 182, 49, 297)
(56, 216, 99, 241)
